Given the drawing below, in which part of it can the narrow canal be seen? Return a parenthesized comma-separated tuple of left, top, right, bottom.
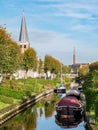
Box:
(0, 93, 85, 130)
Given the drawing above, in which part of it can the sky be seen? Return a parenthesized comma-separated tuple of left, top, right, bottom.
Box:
(0, 0, 98, 65)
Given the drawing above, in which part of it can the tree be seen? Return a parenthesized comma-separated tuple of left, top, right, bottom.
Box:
(62, 65, 71, 74)
(78, 65, 89, 76)
(44, 55, 61, 74)
(38, 58, 43, 75)
(0, 27, 11, 45)
(89, 61, 98, 72)
(22, 48, 37, 72)
(0, 28, 22, 77)
(83, 71, 98, 112)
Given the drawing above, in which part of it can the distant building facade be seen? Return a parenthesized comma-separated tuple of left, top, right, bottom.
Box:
(70, 47, 88, 73)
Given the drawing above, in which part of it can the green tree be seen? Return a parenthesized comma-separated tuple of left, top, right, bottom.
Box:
(83, 70, 98, 112)
(44, 55, 61, 74)
(78, 65, 89, 76)
(0, 27, 11, 44)
(38, 58, 43, 74)
(0, 28, 22, 77)
(89, 61, 98, 72)
(62, 65, 71, 74)
(23, 48, 37, 72)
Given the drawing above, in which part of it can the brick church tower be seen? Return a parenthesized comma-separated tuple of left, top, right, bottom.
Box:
(19, 11, 30, 53)
(73, 47, 76, 64)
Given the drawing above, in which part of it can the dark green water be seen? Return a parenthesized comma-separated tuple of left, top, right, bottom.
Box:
(0, 94, 85, 130)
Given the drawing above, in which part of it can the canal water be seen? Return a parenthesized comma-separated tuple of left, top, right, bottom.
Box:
(0, 94, 85, 130)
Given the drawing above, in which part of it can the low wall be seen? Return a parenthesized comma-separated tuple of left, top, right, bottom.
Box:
(0, 89, 53, 125)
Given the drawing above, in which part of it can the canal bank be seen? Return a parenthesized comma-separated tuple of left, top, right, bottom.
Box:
(85, 112, 98, 130)
(0, 89, 53, 125)
(0, 92, 86, 130)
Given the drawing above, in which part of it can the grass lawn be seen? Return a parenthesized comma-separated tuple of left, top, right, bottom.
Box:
(0, 102, 10, 110)
(0, 77, 70, 110)
(0, 97, 21, 110)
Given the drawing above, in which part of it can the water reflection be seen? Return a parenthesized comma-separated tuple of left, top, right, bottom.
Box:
(55, 113, 83, 128)
(0, 94, 85, 130)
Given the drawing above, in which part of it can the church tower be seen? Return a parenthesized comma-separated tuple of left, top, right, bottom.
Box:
(19, 11, 30, 53)
(73, 47, 76, 64)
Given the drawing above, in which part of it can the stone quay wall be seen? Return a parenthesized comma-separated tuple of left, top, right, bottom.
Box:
(0, 89, 53, 125)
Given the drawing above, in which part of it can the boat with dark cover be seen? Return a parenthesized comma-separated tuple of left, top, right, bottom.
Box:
(55, 89, 86, 122)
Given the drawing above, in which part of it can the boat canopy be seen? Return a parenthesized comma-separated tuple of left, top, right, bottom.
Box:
(57, 96, 81, 107)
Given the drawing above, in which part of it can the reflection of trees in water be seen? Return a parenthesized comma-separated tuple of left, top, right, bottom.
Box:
(35, 100, 44, 117)
(0, 113, 24, 130)
(0, 94, 59, 130)
(39, 107, 43, 117)
(0, 108, 37, 130)
(23, 108, 37, 130)
(44, 95, 58, 118)
(44, 101, 54, 117)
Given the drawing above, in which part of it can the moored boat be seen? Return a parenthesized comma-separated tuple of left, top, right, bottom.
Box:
(55, 89, 86, 122)
(54, 83, 66, 94)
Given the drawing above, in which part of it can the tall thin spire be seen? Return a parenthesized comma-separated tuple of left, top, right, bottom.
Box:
(73, 47, 76, 64)
(19, 11, 30, 53)
(19, 11, 29, 42)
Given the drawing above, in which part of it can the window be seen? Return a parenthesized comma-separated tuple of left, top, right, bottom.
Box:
(24, 45, 26, 48)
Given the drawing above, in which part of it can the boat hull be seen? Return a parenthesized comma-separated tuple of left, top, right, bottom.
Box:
(56, 95, 85, 121)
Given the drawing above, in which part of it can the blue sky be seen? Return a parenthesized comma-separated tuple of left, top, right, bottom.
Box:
(0, 0, 98, 65)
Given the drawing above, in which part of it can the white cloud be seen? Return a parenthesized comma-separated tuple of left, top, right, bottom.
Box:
(28, 29, 76, 49)
(1, 0, 98, 65)
(71, 24, 94, 32)
(11, 27, 98, 65)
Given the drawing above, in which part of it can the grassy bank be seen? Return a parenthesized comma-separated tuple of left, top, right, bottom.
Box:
(0, 77, 70, 110)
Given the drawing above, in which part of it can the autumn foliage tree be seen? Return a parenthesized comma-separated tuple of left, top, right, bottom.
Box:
(89, 61, 98, 72)
(0, 27, 22, 77)
(22, 48, 37, 72)
(38, 58, 43, 74)
(78, 65, 89, 76)
(44, 55, 61, 74)
(62, 65, 71, 74)
(0, 27, 11, 44)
